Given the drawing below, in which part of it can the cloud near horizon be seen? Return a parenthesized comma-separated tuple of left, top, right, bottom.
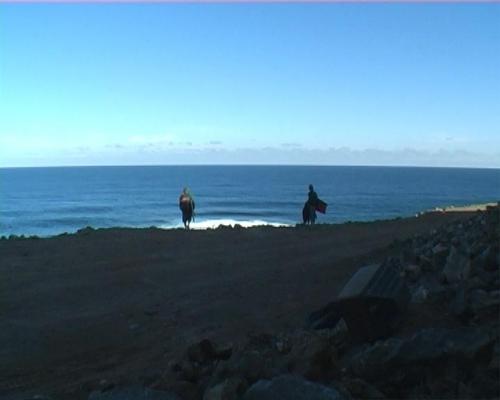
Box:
(1, 143, 499, 169)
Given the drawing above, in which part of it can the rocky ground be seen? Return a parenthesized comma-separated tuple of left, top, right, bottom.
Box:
(2, 205, 499, 400)
(89, 205, 499, 400)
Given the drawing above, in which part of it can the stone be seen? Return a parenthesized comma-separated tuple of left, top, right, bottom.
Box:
(326, 318, 350, 351)
(468, 289, 500, 322)
(242, 375, 345, 400)
(286, 333, 338, 381)
(442, 246, 471, 283)
(159, 381, 200, 400)
(488, 341, 500, 372)
(215, 344, 233, 361)
(203, 377, 247, 400)
(88, 385, 180, 400)
(211, 349, 281, 386)
(176, 360, 200, 383)
(144, 305, 160, 316)
(466, 370, 500, 399)
(450, 287, 468, 319)
(187, 339, 217, 364)
(432, 243, 449, 269)
(449, 285, 470, 320)
(410, 285, 429, 303)
(340, 377, 386, 399)
(473, 245, 499, 271)
(344, 327, 494, 382)
(186, 339, 232, 364)
(410, 275, 452, 304)
(417, 255, 434, 272)
(308, 263, 410, 342)
(275, 339, 291, 354)
(403, 264, 421, 282)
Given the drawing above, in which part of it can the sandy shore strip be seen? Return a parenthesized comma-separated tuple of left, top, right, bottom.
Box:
(427, 202, 499, 213)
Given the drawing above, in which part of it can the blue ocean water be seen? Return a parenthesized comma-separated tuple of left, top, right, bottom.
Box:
(1, 166, 499, 237)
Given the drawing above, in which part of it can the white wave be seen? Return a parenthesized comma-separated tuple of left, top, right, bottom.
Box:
(160, 219, 291, 230)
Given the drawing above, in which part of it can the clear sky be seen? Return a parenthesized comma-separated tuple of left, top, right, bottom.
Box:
(1, 3, 499, 167)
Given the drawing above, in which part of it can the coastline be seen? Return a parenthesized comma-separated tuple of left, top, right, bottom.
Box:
(426, 201, 499, 213)
(2, 201, 498, 240)
(1, 203, 498, 398)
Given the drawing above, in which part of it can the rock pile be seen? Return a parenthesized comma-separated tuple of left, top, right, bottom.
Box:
(87, 205, 499, 400)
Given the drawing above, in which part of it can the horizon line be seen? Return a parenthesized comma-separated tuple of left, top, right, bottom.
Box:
(2, 0, 497, 3)
(1, 163, 499, 170)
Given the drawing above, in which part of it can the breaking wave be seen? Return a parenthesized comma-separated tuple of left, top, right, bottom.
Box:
(162, 219, 292, 230)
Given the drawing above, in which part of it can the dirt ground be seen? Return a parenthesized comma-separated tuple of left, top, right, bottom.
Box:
(0, 211, 475, 399)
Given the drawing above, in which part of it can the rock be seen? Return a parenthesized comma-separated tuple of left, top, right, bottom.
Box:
(144, 305, 160, 316)
(176, 360, 200, 383)
(469, 289, 500, 322)
(215, 344, 233, 361)
(473, 245, 499, 271)
(286, 332, 338, 381)
(399, 327, 493, 363)
(442, 246, 471, 283)
(152, 367, 201, 400)
(431, 243, 449, 269)
(463, 365, 500, 399)
(187, 339, 217, 364)
(417, 254, 434, 272)
(340, 377, 386, 399)
(326, 318, 350, 351)
(242, 375, 345, 400)
(449, 285, 470, 320)
(275, 338, 291, 354)
(211, 349, 282, 386)
(403, 264, 421, 282)
(157, 380, 200, 400)
(488, 341, 500, 372)
(465, 275, 489, 291)
(410, 285, 429, 303)
(308, 263, 410, 342)
(186, 339, 232, 364)
(410, 275, 452, 304)
(344, 337, 401, 381)
(88, 385, 180, 400)
(344, 327, 494, 382)
(128, 323, 140, 331)
(203, 377, 247, 400)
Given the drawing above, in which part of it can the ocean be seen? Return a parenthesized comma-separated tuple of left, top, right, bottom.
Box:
(1, 165, 499, 237)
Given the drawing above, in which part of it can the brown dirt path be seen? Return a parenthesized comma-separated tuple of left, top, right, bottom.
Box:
(0, 211, 474, 398)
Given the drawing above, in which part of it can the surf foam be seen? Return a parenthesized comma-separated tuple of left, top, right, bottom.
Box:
(162, 219, 291, 230)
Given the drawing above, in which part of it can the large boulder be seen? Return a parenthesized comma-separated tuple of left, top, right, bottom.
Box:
(344, 327, 494, 383)
(442, 246, 471, 283)
(242, 375, 345, 400)
(308, 263, 410, 342)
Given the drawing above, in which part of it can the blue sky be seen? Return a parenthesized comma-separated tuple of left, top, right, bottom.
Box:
(0, 3, 499, 167)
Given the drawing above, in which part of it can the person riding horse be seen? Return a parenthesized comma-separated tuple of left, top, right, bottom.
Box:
(179, 187, 195, 229)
